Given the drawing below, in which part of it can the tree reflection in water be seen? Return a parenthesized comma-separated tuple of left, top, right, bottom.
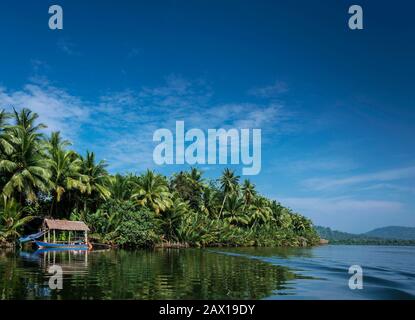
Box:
(0, 248, 304, 300)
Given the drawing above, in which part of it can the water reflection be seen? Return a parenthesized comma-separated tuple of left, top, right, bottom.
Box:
(0, 248, 300, 300)
(2, 246, 414, 299)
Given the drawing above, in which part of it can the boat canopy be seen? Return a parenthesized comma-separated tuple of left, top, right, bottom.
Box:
(19, 231, 45, 243)
(43, 219, 90, 232)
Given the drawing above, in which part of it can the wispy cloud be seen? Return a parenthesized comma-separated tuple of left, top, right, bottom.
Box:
(57, 39, 81, 56)
(302, 166, 415, 191)
(248, 80, 288, 98)
(359, 183, 415, 194)
(275, 157, 359, 174)
(281, 196, 403, 214)
(0, 82, 90, 139)
(278, 196, 405, 232)
(0, 75, 297, 173)
(30, 59, 50, 74)
(96, 75, 290, 171)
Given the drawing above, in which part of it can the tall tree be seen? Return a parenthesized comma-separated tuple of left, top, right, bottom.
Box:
(0, 110, 52, 203)
(248, 197, 273, 228)
(200, 184, 219, 218)
(170, 167, 204, 210)
(13, 108, 46, 134)
(218, 168, 240, 217)
(223, 194, 249, 226)
(0, 110, 13, 158)
(109, 173, 133, 201)
(47, 132, 88, 216)
(160, 196, 189, 241)
(131, 170, 173, 214)
(241, 179, 257, 207)
(79, 151, 111, 211)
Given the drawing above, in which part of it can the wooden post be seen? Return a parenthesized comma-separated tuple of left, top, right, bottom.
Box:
(53, 230, 56, 243)
(85, 230, 88, 244)
(68, 231, 71, 244)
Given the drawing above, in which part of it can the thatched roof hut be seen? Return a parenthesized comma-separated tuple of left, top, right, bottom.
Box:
(43, 219, 90, 232)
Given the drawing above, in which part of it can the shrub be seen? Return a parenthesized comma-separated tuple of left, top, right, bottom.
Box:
(116, 209, 160, 247)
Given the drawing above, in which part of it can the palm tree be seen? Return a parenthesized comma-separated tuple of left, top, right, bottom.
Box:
(0, 110, 13, 158)
(187, 167, 205, 208)
(79, 151, 111, 211)
(131, 170, 173, 214)
(170, 167, 204, 210)
(291, 213, 311, 233)
(160, 196, 189, 241)
(13, 108, 46, 134)
(109, 173, 133, 201)
(0, 110, 13, 194)
(47, 132, 88, 216)
(48, 131, 71, 151)
(248, 197, 273, 228)
(241, 179, 256, 207)
(223, 194, 249, 226)
(200, 185, 219, 218)
(0, 197, 34, 241)
(81, 151, 111, 197)
(0, 125, 52, 203)
(275, 207, 293, 229)
(218, 168, 240, 217)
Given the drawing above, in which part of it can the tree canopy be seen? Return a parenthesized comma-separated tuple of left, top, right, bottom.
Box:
(0, 108, 319, 247)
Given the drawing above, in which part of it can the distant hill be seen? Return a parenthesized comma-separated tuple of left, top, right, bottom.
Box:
(363, 226, 415, 240)
(315, 226, 415, 245)
(315, 226, 361, 241)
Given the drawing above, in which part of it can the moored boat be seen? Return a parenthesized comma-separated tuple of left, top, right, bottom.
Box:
(34, 240, 89, 250)
(20, 219, 93, 250)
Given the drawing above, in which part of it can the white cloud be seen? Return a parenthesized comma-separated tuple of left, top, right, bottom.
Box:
(0, 83, 90, 139)
(286, 158, 358, 173)
(359, 183, 415, 194)
(303, 166, 415, 191)
(0, 75, 296, 173)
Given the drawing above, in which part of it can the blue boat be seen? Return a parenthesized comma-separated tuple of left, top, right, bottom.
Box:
(34, 240, 89, 250)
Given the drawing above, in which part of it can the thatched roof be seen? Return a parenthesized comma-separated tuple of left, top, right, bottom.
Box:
(44, 219, 90, 232)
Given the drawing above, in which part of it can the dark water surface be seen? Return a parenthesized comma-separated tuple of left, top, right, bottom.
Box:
(0, 245, 414, 299)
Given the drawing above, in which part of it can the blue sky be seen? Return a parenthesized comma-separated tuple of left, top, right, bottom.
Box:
(0, 0, 414, 232)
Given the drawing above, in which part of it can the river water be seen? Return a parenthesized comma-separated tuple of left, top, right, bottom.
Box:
(0, 245, 414, 299)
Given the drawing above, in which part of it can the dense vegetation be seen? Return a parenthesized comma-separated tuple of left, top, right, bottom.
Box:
(0, 108, 319, 248)
(315, 226, 415, 246)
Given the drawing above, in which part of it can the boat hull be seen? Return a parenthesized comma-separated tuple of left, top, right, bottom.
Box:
(35, 241, 89, 250)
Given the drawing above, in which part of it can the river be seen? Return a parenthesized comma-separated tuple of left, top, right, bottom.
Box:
(0, 245, 414, 299)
